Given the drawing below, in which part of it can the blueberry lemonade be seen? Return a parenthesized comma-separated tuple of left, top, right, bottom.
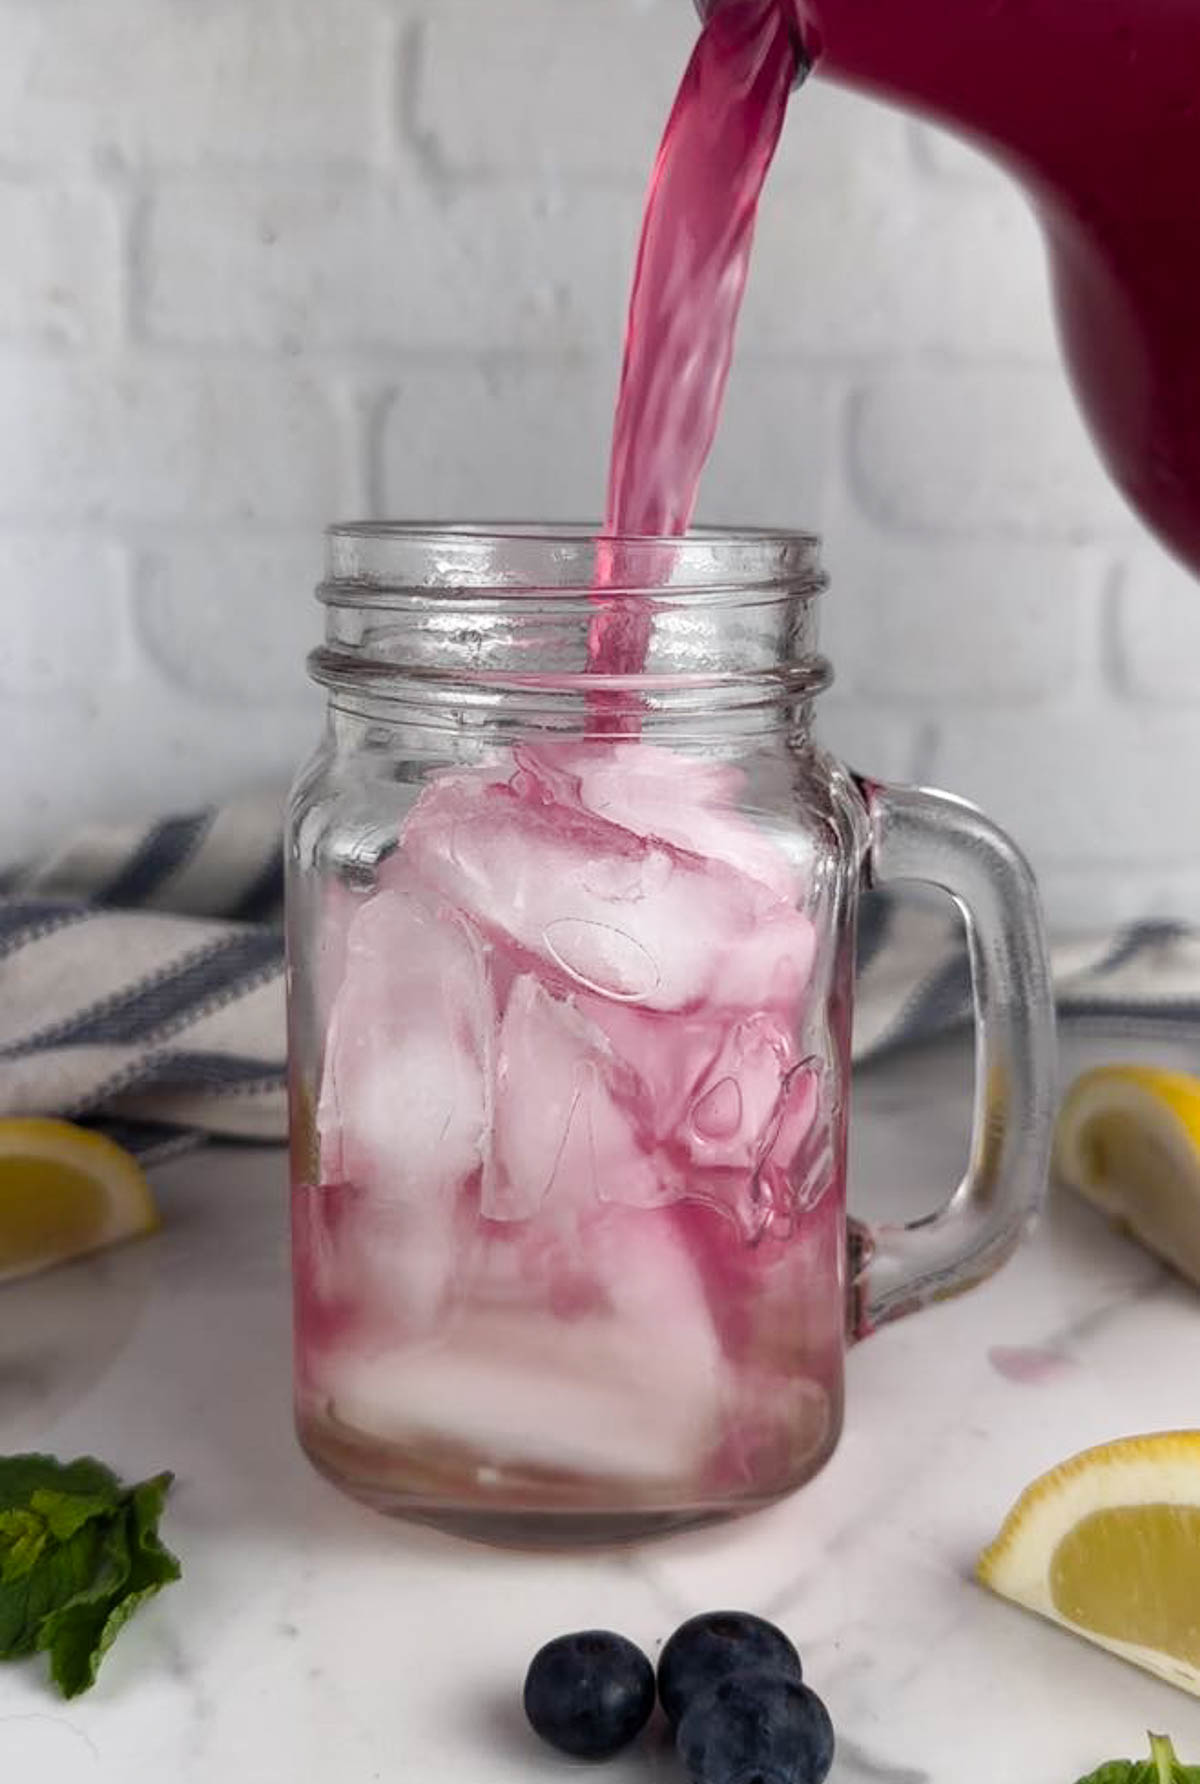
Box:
(291, 727, 853, 1537)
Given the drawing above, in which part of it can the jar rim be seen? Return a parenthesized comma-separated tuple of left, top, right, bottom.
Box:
(323, 521, 826, 601)
(327, 520, 821, 544)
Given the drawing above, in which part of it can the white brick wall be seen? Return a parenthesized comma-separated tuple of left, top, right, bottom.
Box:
(0, 0, 1196, 933)
(0, 362, 340, 523)
(2, 1, 389, 168)
(0, 182, 118, 348)
(142, 177, 642, 354)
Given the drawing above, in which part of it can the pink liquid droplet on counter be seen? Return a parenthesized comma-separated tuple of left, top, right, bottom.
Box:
(988, 1345, 1077, 1386)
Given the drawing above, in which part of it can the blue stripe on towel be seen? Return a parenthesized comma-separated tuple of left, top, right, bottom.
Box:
(0, 898, 91, 959)
(98, 812, 213, 908)
(2, 929, 284, 1056)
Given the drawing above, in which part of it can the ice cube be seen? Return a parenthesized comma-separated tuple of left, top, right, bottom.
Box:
(292, 1182, 360, 1356)
(311, 874, 364, 1020)
(576, 995, 819, 1231)
(768, 1062, 821, 1173)
(563, 742, 802, 903)
(684, 1017, 817, 1173)
(298, 1184, 473, 1343)
(316, 878, 492, 1202)
(400, 753, 815, 1014)
(684, 1020, 805, 1170)
(321, 1205, 730, 1483)
(579, 999, 721, 1141)
(485, 975, 663, 1220)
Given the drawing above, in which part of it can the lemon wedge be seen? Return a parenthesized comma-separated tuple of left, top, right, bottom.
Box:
(978, 1431, 1200, 1695)
(0, 1118, 159, 1284)
(1054, 1066, 1200, 1287)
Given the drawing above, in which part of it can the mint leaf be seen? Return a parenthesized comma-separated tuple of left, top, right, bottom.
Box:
(1149, 1733, 1200, 1784)
(1076, 1735, 1200, 1784)
(31, 1486, 122, 1543)
(0, 1454, 180, 1697)
(0, 1509, 49, 1583)
(38, 1508, 134, 1699)
(41, 1601, 123, 1701)
(0, 1454, 122, 1515)
(42, 1476, 182, 1701)
(1075, 1764, 1154, 1784)
(125, 1475, 181, 1598)
(0, 1517, 104, 1657)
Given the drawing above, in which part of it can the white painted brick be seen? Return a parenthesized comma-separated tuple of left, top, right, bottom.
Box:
(0, 687, 318, 863)
(0, 0, 385, 168)
(143, 178, 637, 353)
(377, 356, 835, 529)
(909, 121, 1007, 186)
(695, 361, 836, 530)
(1112, 549, 1200, 704)
(0, 183, 116, 346)
(823, 529, 1099, 703)
(748, 114, 1054, 356)
(767, 83, 915, 197)
(135, 538, 323, 706)
(414, 0, 690, 179)
(0, 362, 338, 524)
(851, 368, 1137, 539)
(812, 700, 923, 785)
(0, 538, 127, 693)
(1041, 864, 1200, 932)
(378, 359, 614, 521)
(927, 711, 1200, 870)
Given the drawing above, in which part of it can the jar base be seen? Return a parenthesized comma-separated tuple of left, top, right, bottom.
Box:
(295, 1393, 842, 1549)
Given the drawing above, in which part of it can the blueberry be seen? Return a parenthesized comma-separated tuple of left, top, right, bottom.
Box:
(676, 1671, 834, 1784)
(523, 1630, 656, 1760)
(657, 1611, 803, 1730)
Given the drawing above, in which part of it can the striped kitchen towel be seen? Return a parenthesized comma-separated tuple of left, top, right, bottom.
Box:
(2, 794, 1199, 1152)
(0, 797, 287, 1152)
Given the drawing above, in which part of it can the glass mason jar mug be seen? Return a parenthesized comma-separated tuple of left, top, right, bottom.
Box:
(286, 525, 1056, 1544)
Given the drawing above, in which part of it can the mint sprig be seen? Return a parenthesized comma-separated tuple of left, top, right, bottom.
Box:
(1077, 1734, 1200, 1784)
(0, 1454, 181, 1698)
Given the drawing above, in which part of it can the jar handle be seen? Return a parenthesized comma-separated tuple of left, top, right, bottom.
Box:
(848, 780, 1057, 1339)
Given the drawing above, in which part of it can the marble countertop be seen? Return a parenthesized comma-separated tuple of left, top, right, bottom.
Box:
(5, 1036, 1200, 1783)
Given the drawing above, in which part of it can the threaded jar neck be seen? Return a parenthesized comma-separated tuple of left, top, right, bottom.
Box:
(309, 524, 831, 739)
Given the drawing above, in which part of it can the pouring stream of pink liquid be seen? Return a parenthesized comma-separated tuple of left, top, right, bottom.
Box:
(589, 0, 798, 682)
